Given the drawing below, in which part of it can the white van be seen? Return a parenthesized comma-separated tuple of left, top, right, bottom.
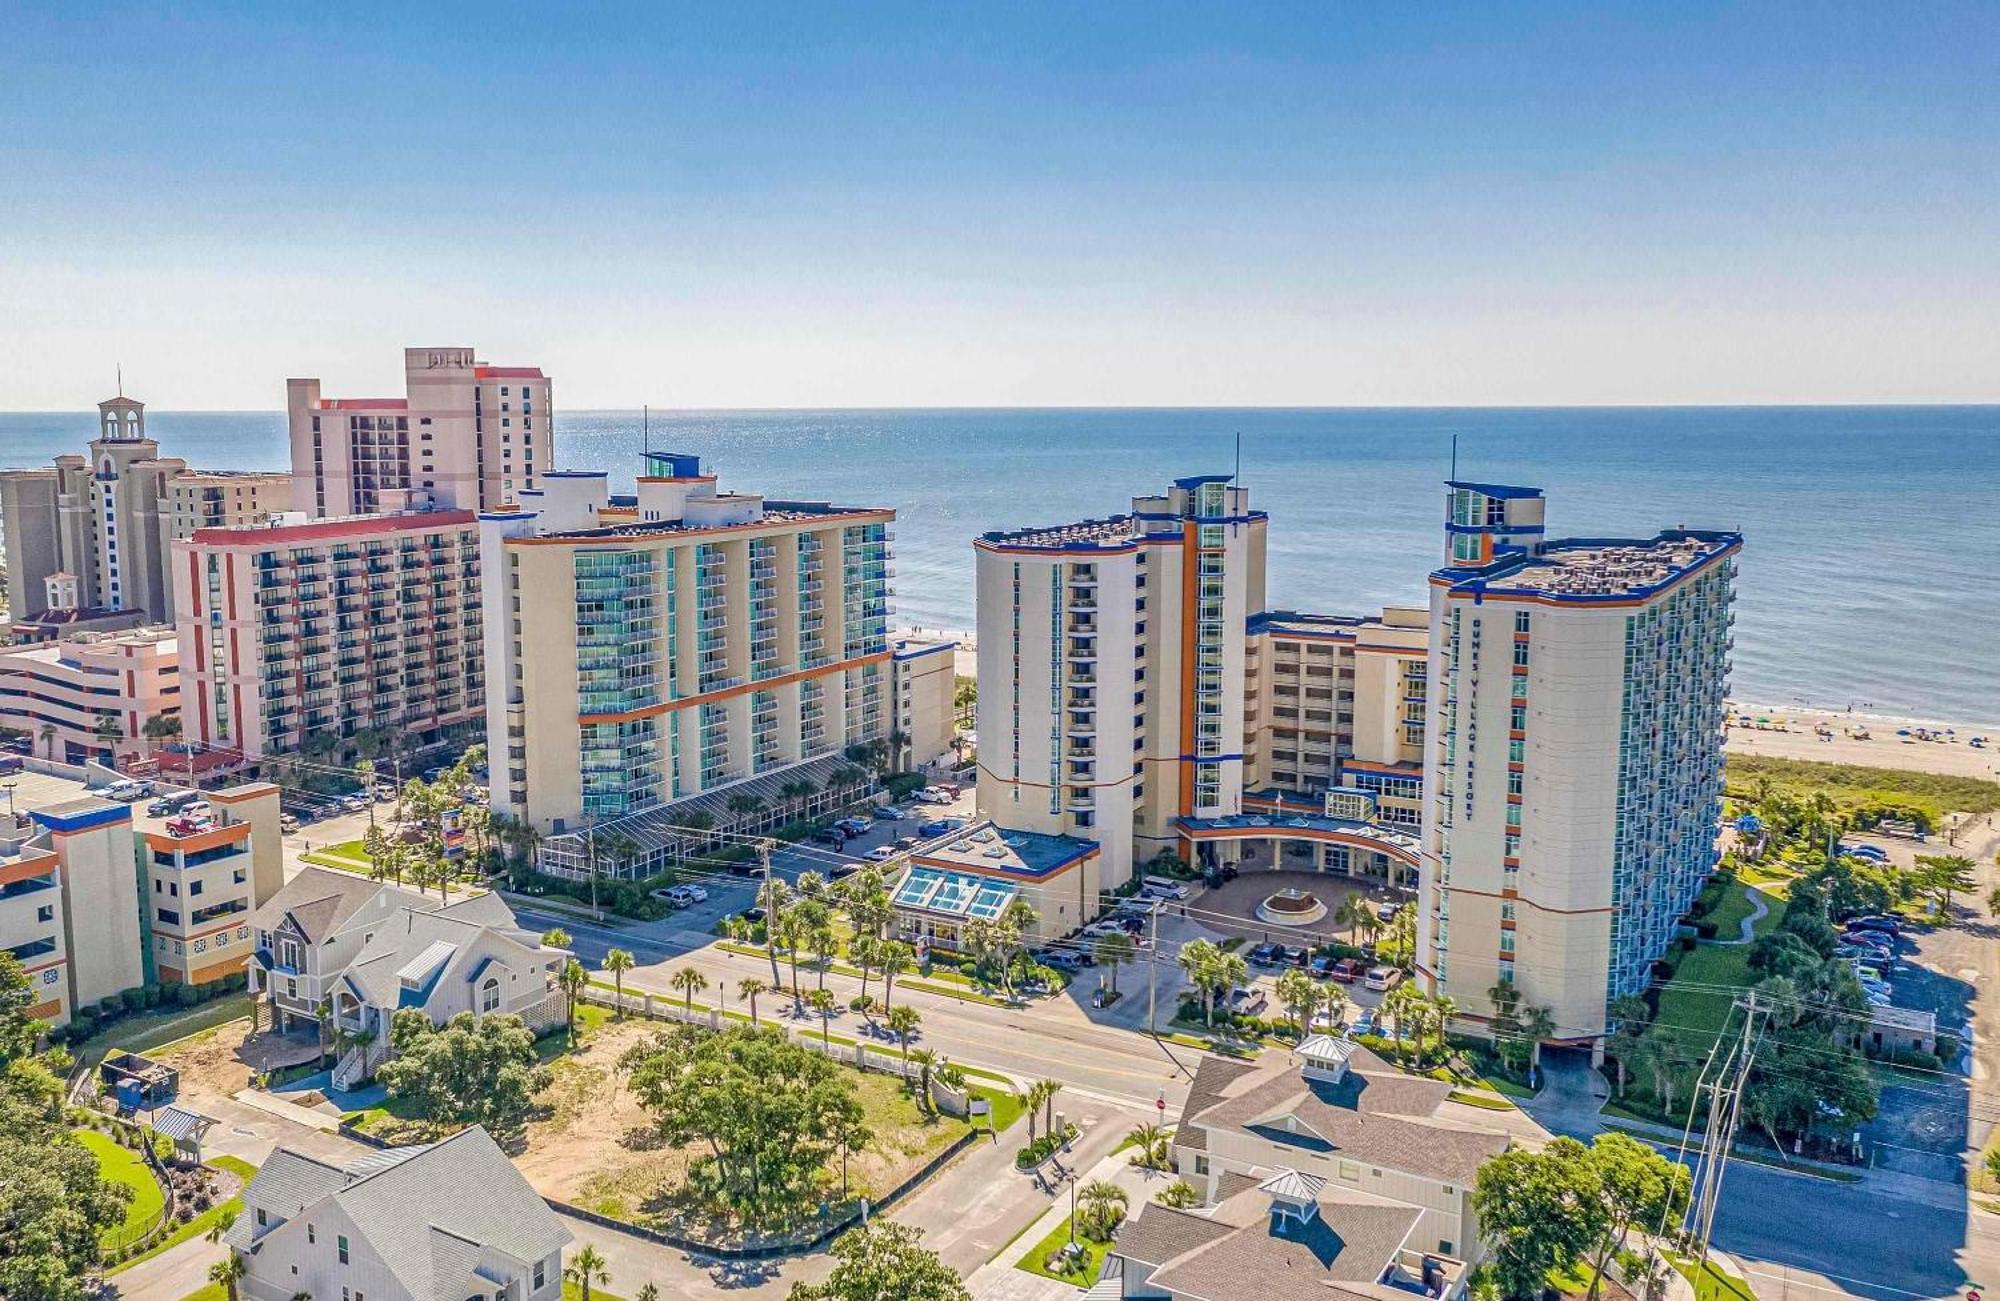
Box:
(1140, 877, 1190, 901)
(1363, 965, 1403, 993)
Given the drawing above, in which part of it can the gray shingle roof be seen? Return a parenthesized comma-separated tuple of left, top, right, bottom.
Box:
(1182, 1050, 1506, 1186)
(1113, 1204, 1235, 1267)
(1142, 1188, 1423, 1301)
(232, 1128, 570, 1298)
(249, 866, 430, 941)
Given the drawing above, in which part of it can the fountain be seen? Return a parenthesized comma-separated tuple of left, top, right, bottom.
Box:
(1254, 886, 1328, 927)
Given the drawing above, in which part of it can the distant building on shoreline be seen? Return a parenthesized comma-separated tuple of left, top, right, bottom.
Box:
(288, 347, 552, 517)
(0, 625, 179, 767)
(1416, 482, 1740, 1044)
(0, 392, 290, 625)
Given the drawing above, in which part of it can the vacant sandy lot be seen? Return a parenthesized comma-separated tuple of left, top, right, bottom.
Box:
(513, 1017, 971, 1237)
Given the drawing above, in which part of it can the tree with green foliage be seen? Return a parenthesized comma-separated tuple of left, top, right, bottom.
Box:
(672, 965, 710, 1014)
(557, 958, 589, 1042)
(1093, 930, 1136, 997)
(602, 948, 635, 1016)
(1914, 854, 1978, 915)
(376, 1010, 551, 1139)
(887, 1004, 922, 1070)
(1077, 1179, 1129, 1240)
(877, 939, 914, 1012)
(1576, 1133, 1691, 1301)
(208, 1251, 249, 1301)
(1471, 1137, 1611, 1299)
(1124, 1122, 1169, 1171)
(1606, 994, 1652, 1099)
(737, 976, 768, 1026)
(807, 987, 839, 1046)
(623, 1023, 868, 1212)
(564, 1244, 610, 1301)
(0, 954, 135, 1301)
(787, 1220, 968, 1301)
(1274, 967, 1321, 1035)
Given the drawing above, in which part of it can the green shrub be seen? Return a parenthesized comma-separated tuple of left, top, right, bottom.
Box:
(1936, 1032, 1963, 1062)
(1889, 1048, 1943, 1073)
(120, 987, 145, 1013)
(175, 984, 201, 1009)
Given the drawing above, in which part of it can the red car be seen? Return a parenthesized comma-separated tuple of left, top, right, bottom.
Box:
(1329, 958, 1361, 984)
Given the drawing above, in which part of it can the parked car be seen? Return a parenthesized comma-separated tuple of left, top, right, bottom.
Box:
(918, 819, 953, 837)
(737, 906, 767, 925)
(1309, 953, 1339, 979)
(422, 766, 446, 782)
(835, 817, 872, 836)
(1839, 843, 1890, 862)
(1038, 949, 1093, 971)
(1140, 877, 1190, 900)
(1364, 965, 1403, 992)
(812, 828, 847, 846)
(341, 793, 371, 812)
(148, 791, 199, 817)
(1846, 916, 1902, 936)
(1082, 919, 1131, 940)
(1281, 945, 1310, 967)
(874, 806, 908, 822)
(657, 884, 708, 908)
(1329, 958, 1362, 983)
(279, 814, 300, 833)
(915, 786, 953, 804)
(105, 780, 148, 802)
(1375, 902, 1399, 922)
(1227, 986, 1267, 1015)
(893, 835, 919, 851)
(1347, 1009, 1377, 1038)
(865, 846, 898, 863)
(1250, 942, 1284, 966)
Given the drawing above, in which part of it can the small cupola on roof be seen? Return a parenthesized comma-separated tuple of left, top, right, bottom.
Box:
(635, 452, 763, 526)
(1258, 1168, 1327, 1228)
(1296, 1032, 1357, 1084)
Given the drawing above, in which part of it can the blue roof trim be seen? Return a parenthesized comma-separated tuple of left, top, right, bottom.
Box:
(1433, 531, 1742, 601)
(893, 640, 958, 661)
(30, 802, 130, 834)
(1173, 474, 1235, 488)
(463, 956, 497, 985)
(1445, 481, 1544, 499)
(542, 470, 607, 480)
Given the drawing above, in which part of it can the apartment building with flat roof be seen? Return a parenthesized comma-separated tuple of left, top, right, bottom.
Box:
(481, 454, 912, 850)
(1417, 481, 1740, 1044)
(145, 781, 284, 986)
(288, 347, 552, 517)
(172, 508, 484, 764)
(0, 626, 179, 767)
(0, 393, 289, 625)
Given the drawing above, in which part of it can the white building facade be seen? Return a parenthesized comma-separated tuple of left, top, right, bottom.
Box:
(1417, 482, 1741, 1043)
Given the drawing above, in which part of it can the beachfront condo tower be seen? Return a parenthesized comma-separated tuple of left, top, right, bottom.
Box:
(1416, 481, 1741, 1046)
(480, 454, 943, 879)
(287, 347, 552, 517)
(974, 476, 1265, 889)
(0, 390, 291, 625)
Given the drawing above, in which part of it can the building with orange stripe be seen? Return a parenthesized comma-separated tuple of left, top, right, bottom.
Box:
(481, 454, 933, 865)
(1417, 481, 1741, 1048)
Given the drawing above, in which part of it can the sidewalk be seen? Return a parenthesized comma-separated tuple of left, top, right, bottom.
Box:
(965, 1118, 1167, 1299)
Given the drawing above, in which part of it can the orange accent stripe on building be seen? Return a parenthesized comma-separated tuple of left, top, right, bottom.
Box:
(577, 650, 891, 725)
(26, 998, 63, 1020)
(1437, 885, 1612, 914)
(0, 854, 59, 887)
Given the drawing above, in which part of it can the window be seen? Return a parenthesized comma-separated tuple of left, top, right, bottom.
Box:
(256, 1208, 268, 1227)
(338, 1234, 349, 1264)
(308, 1224, 315, 1243)
(534, 1262, 547, 1291)
(481, 977, 501, 1013)
(1440, 1239, 1456, 1255)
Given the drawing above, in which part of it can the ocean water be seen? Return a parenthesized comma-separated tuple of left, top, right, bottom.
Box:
(2, 406, 1995, 728)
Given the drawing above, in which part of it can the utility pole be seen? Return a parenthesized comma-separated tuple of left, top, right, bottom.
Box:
(1146, 898, 1160, 1035)
(1685, 991, 1762, 1264)
(758, 837, 782, 988)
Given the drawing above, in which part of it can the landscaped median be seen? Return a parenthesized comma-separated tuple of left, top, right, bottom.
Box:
(713, 940, 1023, 1007)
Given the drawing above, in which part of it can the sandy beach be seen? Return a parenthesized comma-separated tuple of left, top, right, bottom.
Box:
(1724, 701, 2000, 782)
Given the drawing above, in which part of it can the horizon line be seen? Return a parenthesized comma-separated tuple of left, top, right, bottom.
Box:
(4, 400, 1998, 416)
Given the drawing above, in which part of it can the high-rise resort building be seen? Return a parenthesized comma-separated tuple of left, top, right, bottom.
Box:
(973, 475, 1425, 893)
(1416, 482, 1740, 1046)
(287, 347, 552, 517)
(480, 454, 943, 879)
(171, 502, 484, 766)
(0, 391, 290, 625)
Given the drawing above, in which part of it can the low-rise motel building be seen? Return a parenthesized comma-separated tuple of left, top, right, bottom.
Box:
(0, 766, 283, 1027)
(972, 472, 1427, 894)
(1416, 482, 1740, 1046)
(0, 625, 179, 767)
(889, 819, 1100, 948)
(481, 453, 950, 878)
(172, 504, 485, 765)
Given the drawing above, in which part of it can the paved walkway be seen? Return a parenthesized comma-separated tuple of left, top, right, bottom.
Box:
(1710, 885, 1772, 946)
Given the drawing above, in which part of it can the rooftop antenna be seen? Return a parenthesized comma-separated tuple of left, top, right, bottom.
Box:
(1234, 430, 1241, 483)
(116, 363, 123, 398)
(643, 404, 650, 456)
(1450, 432, 1458, 482)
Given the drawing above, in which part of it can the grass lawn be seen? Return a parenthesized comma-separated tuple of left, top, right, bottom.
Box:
(302, 838, 372, 871)
(1546, 1259, 1607, 1296)
(969, 1082, 1026, 1133)
(563, 1282, 628, 1301)
(1735, 859, 1798, 895)
(1446, 1088, 1517, 1111)
(109, 1155, 258, 1275)
(1703, 884, 1760, 937)
(349, 1010, 612, 1139)
(1013, 1213, 1112, 1287)
(70, 993, 255, 1070)
(76, 1129, 164, 1251)
(1667, 1250, 1757, 1301)
(178, 1285, 225, 1301)
(714, 941, 1019, 1006)
(1655, 898, 1789, 1052)
(1727, 753, 2000, 821)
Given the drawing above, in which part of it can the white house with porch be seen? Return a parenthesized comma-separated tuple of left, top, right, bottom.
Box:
(246, 868, 568, 1087)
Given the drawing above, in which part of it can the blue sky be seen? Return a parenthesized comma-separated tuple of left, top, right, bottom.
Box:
(2, 2, 1995, 408)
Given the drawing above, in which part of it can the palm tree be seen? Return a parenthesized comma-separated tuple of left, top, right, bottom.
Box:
(1177, 938, 1225, 1026)
(208, 1252, 248, 1301)
(141, 712, 182, 775)
(807, 986, 838, 1047)
(852, 934, 881, 1003)
(726, 792, 766, 825)
(878, 939, 913, 1012)
(204, 1208, 238, 1245)
(602, 949, 635, 1017)
(1335, 893, 1374, 945)
(671, 965, 709, 1014)
(1036, 1077, 1063, 1138)
(636, 1285, 661, 1301)
(1124, 1122, 1169, 1171)
(94, 712, 125, 760)
(1094, 931, 1136, 997)
(737, 976, 767, 1025)
(1024, 1079, 1057, 1142)
(909, 1048, 939, 1114)
(1606, 994, 1652, 1098)
(809, 917, 838, 992)
(1275, 968, 1320, 1036)
(355, 759, 377, 832)
(1520, 1003, 1557, 1078)
(887, 1003, 921, 1069)
(542, 927, 572, 951)
(38, 722, 56, 761)
(558, 958, 588, 1043)
(1427, 994, 1458, 1067)
(759, 876, 792, 987)
(565, 1244, 611, 1301)
(1077, 1180, 1128, 1240)
(778, 908, 808, 1005)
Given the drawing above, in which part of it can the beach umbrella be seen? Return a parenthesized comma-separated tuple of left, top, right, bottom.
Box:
(1896, 729, 1911, 737)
